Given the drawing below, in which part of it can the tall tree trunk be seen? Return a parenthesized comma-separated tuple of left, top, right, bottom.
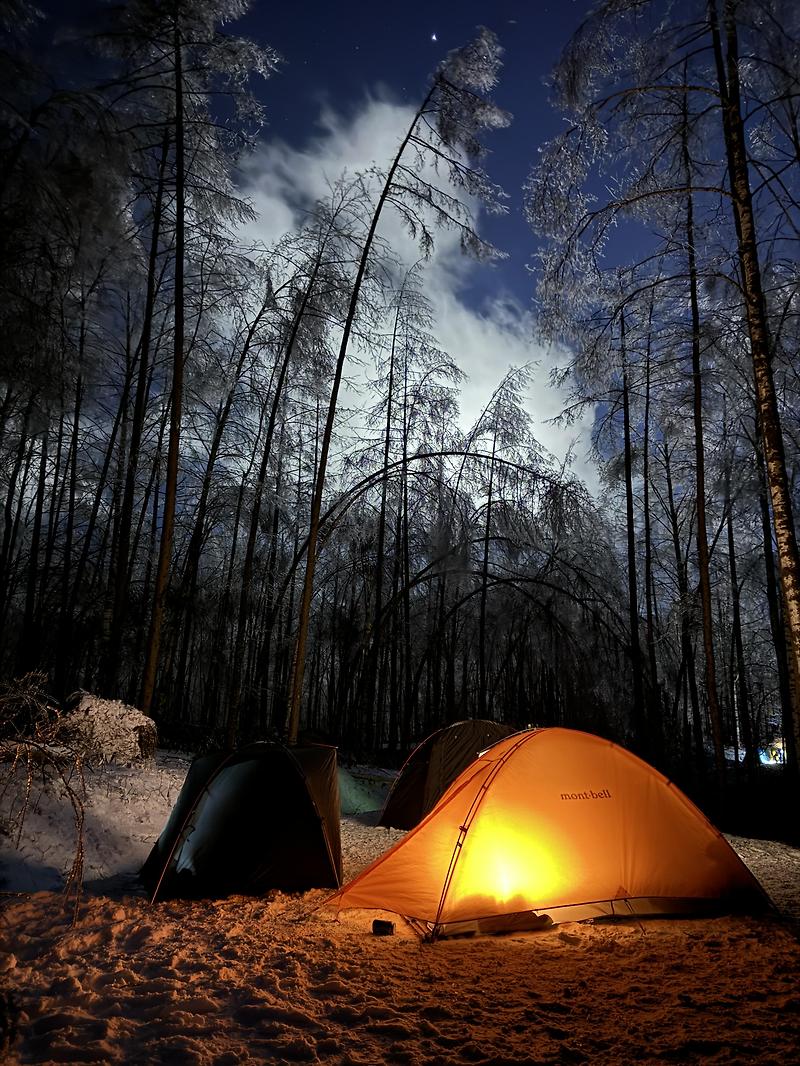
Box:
(478, 431, 497, 721)
(642, 307, 659, 708)
(134, 399, 168, 701)
(140, 30, 185, 717)
(41, 383, 67, 617)
(286, 84, 436, 745)
(203, 476, 247, 729)
(400, 366, 414, 747)
(54, 370, 83, 696)
(273, 447, 304, 729)
(360, 297, 401, 748)
(681, 93, 725, 781)
(753, 427, 796, 770)
(709, 0, 800, 768)
(225, 266, 322, 747)
(620, 316, 646, 750)
(105, 127, 171, 693)
(724, 454, 755, 776)
(253, 440, 285, 733)
(663, 438, 704, 771)
(17, 420, 49, 674)
(386, 505, 404, 757)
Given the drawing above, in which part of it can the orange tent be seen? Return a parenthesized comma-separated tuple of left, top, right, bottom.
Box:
(329, 728, 768, 938)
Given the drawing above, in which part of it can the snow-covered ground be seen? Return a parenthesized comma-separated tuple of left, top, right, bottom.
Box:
(1, 752, 799, 1064)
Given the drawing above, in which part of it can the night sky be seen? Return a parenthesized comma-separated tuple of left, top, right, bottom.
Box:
(38, 0, 592, 303)
(230, 0, 598, 466)
(235, 0, 591, 306)
(32, 0, 600, 474)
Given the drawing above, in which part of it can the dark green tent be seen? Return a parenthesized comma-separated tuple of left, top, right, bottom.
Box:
(141, 743, 341, 901)
(378, 719, 513, 831)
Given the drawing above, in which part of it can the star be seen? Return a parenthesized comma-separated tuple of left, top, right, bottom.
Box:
(431, 32, 437, 42)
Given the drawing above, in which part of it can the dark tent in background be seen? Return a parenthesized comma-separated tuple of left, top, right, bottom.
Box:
(379, 719, 513, 830)
(141, 743, 341, 901)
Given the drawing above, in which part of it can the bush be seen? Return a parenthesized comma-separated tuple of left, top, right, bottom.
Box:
(0, 672, 86, 902)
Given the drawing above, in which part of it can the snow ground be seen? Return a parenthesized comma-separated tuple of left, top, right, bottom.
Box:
(1, 751, 799, 1064)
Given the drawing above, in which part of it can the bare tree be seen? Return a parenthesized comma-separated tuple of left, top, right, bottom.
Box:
(285, 28, 511, 744)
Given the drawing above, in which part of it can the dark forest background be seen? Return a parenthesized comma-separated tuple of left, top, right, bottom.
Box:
(2, 0, 799, 829)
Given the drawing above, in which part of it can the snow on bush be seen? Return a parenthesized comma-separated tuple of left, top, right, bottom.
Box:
(58, 692, 157, 763)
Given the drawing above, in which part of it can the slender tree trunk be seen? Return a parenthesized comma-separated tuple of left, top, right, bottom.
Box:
(203, 477, 246, 729)
(400, 396, 414, 746)
(106, 127, 171, 692)
(753, 428, 796, 770)
(286, 85, 436, 745)
(360, 298, 401, 748)
(278, 468, 303, 705)
(54, 370, 83, 696)
(642, 310, 659, 708)
(140, 30, 185, 717)
(478, 431, 497, 720)
(681, 96, 725, 781)
(0, 439, 35, 633)
(724, 454, 755, 776)
(125, 368, 164, 590)
(443, 581, 456, 720)
(17, 421, 49, 673)
(0, 396, 34, 617)
(254, 448, 285, 733)
(41, 383, 66, 617)
(710, 0, 800, 768)
(663, 439, 704, 771)
(134, 401, 168, 700)
(620, 317, 646, 749)
(387, 504, 403, 757)
(225, 267, 322, 747)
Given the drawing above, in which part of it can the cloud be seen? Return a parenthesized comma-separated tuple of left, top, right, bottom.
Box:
(237, 92, 599, 491)
(431, 291, 597, 485)
(239, 93, 417, 248)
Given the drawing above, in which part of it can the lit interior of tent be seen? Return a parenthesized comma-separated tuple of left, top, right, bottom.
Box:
(448, 814, 573, 913)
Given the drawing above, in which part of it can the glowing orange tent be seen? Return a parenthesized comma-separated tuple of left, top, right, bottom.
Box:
(330, 728, 768, 938)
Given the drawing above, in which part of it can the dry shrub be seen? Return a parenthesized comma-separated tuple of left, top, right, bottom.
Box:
(0, 672, 86, 908)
